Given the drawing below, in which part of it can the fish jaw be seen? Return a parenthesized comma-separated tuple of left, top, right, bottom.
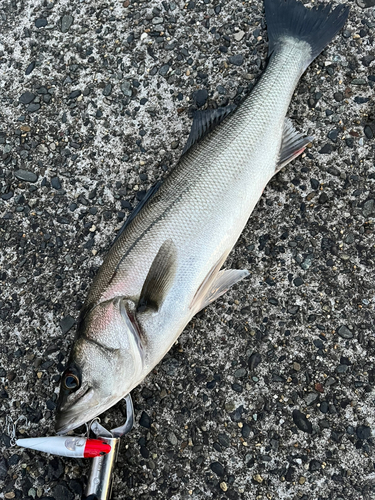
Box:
(55, 298, 145, 433)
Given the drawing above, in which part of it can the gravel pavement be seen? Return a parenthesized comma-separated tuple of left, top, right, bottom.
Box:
(1, 0, 374, 499)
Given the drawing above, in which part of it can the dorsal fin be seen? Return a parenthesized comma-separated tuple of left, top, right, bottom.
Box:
(182, 105, 236, 155)
(276, 119, 313, 172)
(137, 239, 177, 313)
(113, 181, 162, 245)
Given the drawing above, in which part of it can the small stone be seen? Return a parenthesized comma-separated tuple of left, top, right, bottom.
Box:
(299, 476, 306, 485)
(35, 18, 47, 28)
(293, 362, 301, 371)
(253, 474, 263, 483)
(27, 103, 40, 113)
(167, 432, 178, 446)
(328, 129, 339, 143)
(319, 192, 328, 204)
(0, 458, 7, 480)
(60, 315, 75, 334)
(293, 277, 304, 287)
(25, 61, 36, 75)
(363, 199, 374, 217)
(292, 409, 312, 434)
(14, 169, 38, 183)
(139, 411, 152, 428)
(234, 30, 245, 41)
(52, 484, 74, 500)
(362, 55, 375, 66)
(234, 367, 247, 378)
(319, 143, 333, 154)
(51, 176, 62, 190)
(356, 425, 371, 440)
(194, 89, 208, 108)
(159, 64, 170, 76)
(218, 433, 230, 448)
(364, 125, 374, 139)
(228, 54, 244, 66)
(210, 461, 225, 477)
(248, 352, 261, 371)
(103, 84, 112, 96)
(121, 82, 132, 96)
(68, 89, 81, 99)
(333, 92, 344, 102)
(337, 325, 353, 339)
(61, 14, 74, 33)
(19, 91, 35, 104)
(305, 392, 319, 405)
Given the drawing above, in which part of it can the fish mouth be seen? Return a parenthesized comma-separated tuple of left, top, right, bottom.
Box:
(55, 389, 125, 435)
(55, 387, 96, 434)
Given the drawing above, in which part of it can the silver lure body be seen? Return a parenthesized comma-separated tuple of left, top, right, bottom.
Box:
(56, 0, 349, 434)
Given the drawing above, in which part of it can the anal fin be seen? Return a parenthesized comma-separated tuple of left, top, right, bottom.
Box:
(276, 118, 313, 173)
(191, 259, 249, 314)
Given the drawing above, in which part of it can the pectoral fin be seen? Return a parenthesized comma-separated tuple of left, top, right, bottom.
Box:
(192, 263, 249, 314)
(276, 118, 313, 173)
(137, 239, 177, 313)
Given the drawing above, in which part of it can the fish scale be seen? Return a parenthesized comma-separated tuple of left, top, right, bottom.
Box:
(56, 0, 349, 435)
(93, 41, 308, 308)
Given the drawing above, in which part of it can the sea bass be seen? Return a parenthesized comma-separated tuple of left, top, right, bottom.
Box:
(56, 0, 349, 433)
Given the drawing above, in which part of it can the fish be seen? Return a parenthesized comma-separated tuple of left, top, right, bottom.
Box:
(55, 0, 349, 434)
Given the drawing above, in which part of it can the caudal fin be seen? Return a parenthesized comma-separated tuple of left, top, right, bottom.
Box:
(265, 0, 349, 68)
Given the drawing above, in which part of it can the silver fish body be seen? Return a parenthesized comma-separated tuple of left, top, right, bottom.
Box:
(56, 0, 349, 434)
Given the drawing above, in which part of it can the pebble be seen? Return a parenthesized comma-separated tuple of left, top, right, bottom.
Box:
(27, 103, 40, 113)
(293, 409, 312, 434)
(14, 169, 38, 183)
(25, 61, 35, 75)
(59, 315, 75, 334)
(248, 352, 261, 370)
(305, 392, 319, 405)
(194, 89, 208, 108)
(159, 64, 170, 76)
(103, 84, 113, 96)
(167, 432, 178, 446)
(121, 82, 132, 97)
(209, 461, 225, 478)
(51, 176, 62, 190)
(293, 277, 304, 287)
(234, 30, 245, 41)
(228, 54, 244, 66)
(337, 325, 353, 339)
(356, 0, 375, 8)
(363, 199, 374, 217)
(61, 14, 74, 33)
(35, 18, 47, 28)
(19, 91, 35, 104)
(356, 425, 371, 440)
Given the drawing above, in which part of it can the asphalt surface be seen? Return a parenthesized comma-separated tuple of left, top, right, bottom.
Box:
(0, 0, 374, 499)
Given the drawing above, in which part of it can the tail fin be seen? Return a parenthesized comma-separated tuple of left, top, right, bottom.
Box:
(265, 0, 349, 67)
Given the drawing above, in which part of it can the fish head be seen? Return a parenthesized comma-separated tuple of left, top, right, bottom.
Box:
(55, 297, 144, 434)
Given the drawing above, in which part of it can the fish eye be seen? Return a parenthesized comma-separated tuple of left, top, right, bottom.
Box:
(63, 372, 80, 391)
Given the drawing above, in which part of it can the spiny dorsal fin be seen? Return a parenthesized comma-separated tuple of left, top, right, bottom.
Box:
(137, 239, 177, 313)
(182, 105, 236, 155)
(276, 118, 313, 173)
